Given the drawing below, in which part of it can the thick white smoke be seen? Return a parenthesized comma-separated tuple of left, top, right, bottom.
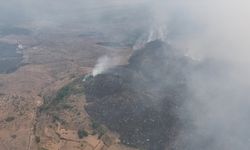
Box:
(92, 55, 124, 76)
(92, 56, 112, 76)
(133, 24, 168, 50)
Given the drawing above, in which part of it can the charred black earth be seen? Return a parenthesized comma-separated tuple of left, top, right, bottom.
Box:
(84, 40, 193, 150)
(0, 42, 23, 73)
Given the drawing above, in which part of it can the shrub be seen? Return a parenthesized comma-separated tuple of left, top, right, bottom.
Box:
(35, 136, 40, 143)
(78, 129, 88, 139)
(5, 116, 15, 122)
(91, 120, 107, 139)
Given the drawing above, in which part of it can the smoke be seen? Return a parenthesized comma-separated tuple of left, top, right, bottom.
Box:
(144, 1, 250, 150)
(133, 24, 168, 50)
(92, 56, 111, 76)
(91, 0, 250, 149)
(83, 1, 250, 149)
(92, 55, 123, 76)
(3, 0, 250, 149)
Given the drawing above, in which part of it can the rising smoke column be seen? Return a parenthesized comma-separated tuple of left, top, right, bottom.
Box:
(133, 23, 168, 50)
(92, 54, 126, 77)
(92, 56, 111, 76)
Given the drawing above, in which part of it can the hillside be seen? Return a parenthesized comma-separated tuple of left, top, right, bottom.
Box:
(84, 40, 193, 150)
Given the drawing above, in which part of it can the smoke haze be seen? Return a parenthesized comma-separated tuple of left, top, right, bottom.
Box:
(2, 0, 250, 149)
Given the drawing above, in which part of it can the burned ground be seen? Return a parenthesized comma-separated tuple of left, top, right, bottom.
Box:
(84, 40, 193, 150)
(0, 42, 23, 73)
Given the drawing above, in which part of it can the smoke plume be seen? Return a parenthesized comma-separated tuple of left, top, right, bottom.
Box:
(92, 55, 124, 76)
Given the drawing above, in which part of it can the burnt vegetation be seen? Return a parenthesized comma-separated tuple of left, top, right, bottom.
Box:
(5, 116, 15, 122)
(84, 40, 193, 150)
(0, 42, 23, 74)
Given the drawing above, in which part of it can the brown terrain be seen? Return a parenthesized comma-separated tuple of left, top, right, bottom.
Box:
(0, 25, 135, 150)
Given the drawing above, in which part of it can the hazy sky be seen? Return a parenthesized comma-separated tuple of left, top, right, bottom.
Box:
(2, 1, 250, 149)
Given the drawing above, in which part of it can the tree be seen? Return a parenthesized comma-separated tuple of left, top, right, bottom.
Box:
(78, 129, 88, 139)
